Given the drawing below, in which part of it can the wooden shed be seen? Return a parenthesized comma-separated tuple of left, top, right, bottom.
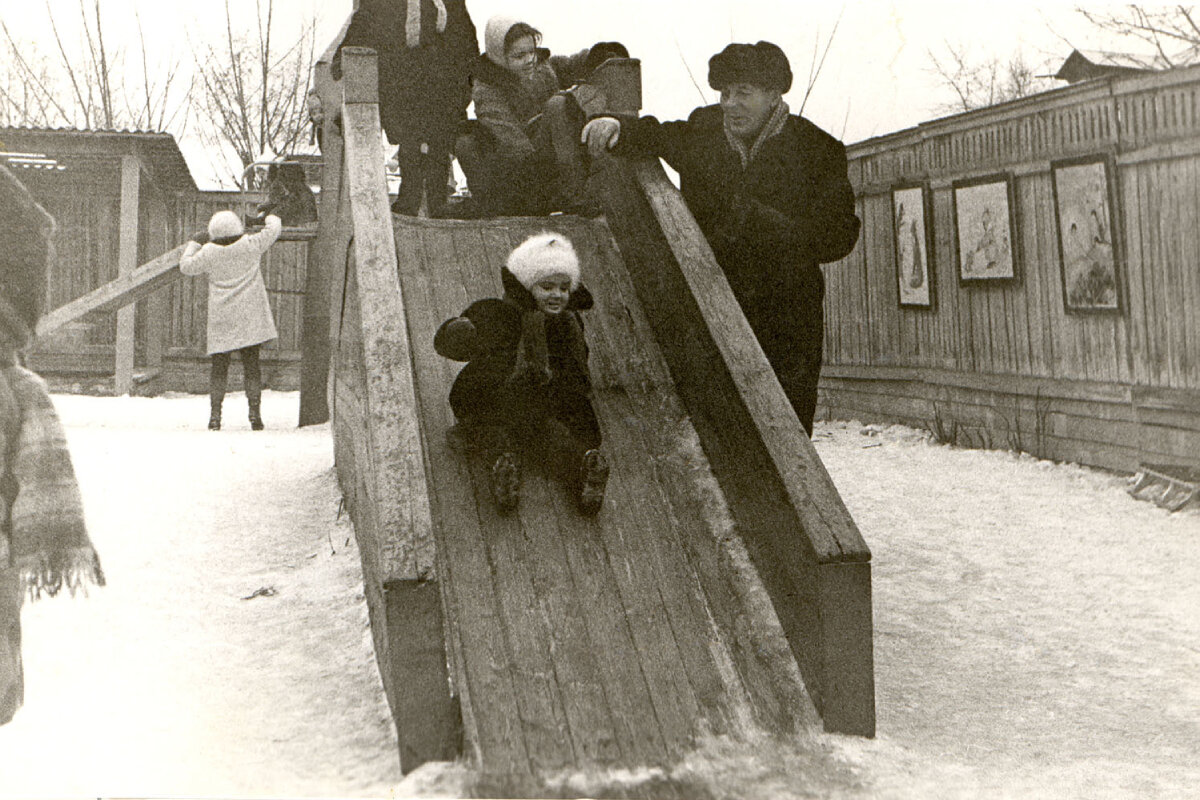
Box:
(0, 127, 310, 393)
(819, 63, 1200, 473)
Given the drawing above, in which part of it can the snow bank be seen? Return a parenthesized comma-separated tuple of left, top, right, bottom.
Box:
(1, 396, 1196, 800)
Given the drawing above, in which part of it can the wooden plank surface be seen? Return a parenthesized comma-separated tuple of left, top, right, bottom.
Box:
(388, 212, 823, 786)
(597, 157, 874, 736)
(394, 224, 530, 772)
(35, 245, 185, 337)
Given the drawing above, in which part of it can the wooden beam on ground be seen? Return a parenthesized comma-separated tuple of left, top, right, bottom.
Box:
(35, 246, 184, 339)
(597, 156, 877, 737)
(339, 45, 457, 771)
(34, 226, 315, 341)
(115, 155, 139, 395)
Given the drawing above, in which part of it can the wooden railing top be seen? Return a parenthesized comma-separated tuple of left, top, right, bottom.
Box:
(848, 60, 1200, 165)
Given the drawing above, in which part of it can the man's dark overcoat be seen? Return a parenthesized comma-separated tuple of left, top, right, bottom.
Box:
(611, 104, 861, 433)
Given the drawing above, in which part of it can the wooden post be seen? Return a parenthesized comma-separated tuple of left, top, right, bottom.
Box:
(143, 190, 170, 378)
(115, 155, 140, 395)
(339, 45, 458, 770)
(299, 57, 340, 427)
(597, 156, 876, 736)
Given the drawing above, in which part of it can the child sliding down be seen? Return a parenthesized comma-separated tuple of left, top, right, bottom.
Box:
(434, 232, 609, 515)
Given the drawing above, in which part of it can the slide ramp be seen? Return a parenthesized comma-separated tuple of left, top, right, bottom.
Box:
(321, 46, 872, 795)
(394, 214, 807, 785)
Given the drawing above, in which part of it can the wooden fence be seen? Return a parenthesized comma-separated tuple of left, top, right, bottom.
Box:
(28, 180, 309, 391)
(822, 64, 1200, 472)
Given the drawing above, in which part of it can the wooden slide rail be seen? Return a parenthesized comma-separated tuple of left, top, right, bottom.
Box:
(596, 156, 876, 736)
(320, 46, 458, 772)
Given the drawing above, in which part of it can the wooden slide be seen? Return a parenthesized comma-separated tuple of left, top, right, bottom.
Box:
(323, 48, 875, 796)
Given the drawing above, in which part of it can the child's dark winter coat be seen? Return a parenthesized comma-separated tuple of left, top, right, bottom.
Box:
(434, 266, 600, 456)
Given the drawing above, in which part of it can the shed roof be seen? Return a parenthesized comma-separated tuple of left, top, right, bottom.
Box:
(1054, 49, 1161, 83)
(0, 127, 196, 193)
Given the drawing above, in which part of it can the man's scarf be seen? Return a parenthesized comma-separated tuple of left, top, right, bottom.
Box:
(725, 99, 791, 169)
(2, 366, 104, 601)
(507, 311, 588, 388)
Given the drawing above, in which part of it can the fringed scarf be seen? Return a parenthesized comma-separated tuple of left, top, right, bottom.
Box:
(507, 310, 589, 389)
(1, 365, 104, 601)
(725, 99, 791, 170)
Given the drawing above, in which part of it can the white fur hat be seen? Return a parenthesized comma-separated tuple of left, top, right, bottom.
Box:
(506, 232, 580, 291)
(208, 210, 244, 240)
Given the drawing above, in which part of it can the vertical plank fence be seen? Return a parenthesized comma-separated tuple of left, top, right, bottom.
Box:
(824, 65, 1200, 472)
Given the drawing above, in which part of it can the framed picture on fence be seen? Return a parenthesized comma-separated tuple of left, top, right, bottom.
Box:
(891, 182, 935, 308)
(1051, 155, 1121, 313)
(953, 174, 1017, 283)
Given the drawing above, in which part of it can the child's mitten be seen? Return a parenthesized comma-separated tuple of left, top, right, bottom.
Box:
(434, 316, 478, 361)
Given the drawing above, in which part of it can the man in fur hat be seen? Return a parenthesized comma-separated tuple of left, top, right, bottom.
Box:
(1, 165, 105, 725)
(582, 41, 861, 435)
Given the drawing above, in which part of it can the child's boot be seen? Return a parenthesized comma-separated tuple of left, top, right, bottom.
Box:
(577, 449, 609, 516)
(208, 401, 222, 431)
(490, 452, 521, 513)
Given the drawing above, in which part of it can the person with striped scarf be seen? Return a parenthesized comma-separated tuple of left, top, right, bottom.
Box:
(1, 164, 105, 725)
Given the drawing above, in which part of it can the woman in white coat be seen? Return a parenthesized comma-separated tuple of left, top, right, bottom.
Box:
(180, 211, 281, 430)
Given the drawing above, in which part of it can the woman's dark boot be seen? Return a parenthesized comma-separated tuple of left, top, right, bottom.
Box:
(243, 345, 264, 430)
(248, 401, 264, 431)
(209, 352, 230, 431)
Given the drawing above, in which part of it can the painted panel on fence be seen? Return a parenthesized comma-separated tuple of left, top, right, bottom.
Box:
(1051, 156, 1120, 313)
(953, 174, 1017, 283)
(892, 183, 934, 309)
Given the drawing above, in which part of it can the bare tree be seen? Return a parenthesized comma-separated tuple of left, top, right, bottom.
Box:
(798, 8, 844, 115)
(928, 43, 1056, 113)
(191, 0, 317, 185)
(0, 40, 60, 127)
(1076, 5, 1200, 67)
(0, 0, 189, 131)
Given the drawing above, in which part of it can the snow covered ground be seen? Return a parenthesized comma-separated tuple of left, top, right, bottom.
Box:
(0, 392, 1197, 799)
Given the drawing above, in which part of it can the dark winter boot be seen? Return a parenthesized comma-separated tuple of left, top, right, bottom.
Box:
(209, 353, 230, 431)
(248, 400, 264, 431)
(489, 452, 521, 514)
(243, 345, 264, 431)
(577, 449, 609, 516)
(554, 158, 602, 218)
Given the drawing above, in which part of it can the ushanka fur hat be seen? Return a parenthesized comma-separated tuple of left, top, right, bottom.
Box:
(506, 232, 580, 291)
(708, 41, 793, 94)
(207, 209, 245, 240)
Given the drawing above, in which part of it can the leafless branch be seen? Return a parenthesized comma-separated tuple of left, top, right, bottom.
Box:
(799, 6, 844, 115)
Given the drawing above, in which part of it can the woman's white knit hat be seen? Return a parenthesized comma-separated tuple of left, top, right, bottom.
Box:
(506, 232, 580, 291)
(484, 15, 521, 66)
(208, 210, 244, 240)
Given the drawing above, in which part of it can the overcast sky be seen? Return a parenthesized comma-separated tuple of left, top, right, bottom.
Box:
(7, 1, 1137, 187)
